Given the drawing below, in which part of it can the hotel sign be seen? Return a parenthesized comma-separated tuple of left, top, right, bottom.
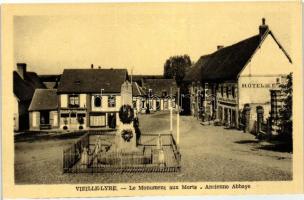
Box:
(241, 83, 277, 88)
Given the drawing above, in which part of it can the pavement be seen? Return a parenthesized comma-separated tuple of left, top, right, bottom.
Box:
(14, 111, 292, 184)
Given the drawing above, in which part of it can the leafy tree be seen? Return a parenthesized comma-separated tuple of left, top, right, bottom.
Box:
(278, 73, 292, 144)
(163, 55, 192, 86)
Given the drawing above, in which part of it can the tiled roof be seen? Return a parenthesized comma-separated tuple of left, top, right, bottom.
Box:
(57, 68, 128, 93)
(29, 89, 58, 111)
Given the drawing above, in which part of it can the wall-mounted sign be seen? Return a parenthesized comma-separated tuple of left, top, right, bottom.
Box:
(241, 83, 277, 88)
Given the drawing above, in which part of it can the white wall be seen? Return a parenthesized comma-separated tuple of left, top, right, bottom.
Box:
(240, 34, 292, 76)
(60, 94, 68, 108)
(79, 94, 86, 108)
(238, 33, 292, 115)
(91, 94, 121, 112)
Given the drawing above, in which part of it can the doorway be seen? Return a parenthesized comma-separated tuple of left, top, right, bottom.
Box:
(108, 113, 116, 129)
(40, 111, 50, 125)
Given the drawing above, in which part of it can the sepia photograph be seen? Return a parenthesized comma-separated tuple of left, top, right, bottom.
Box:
(2, 2, 303, 198)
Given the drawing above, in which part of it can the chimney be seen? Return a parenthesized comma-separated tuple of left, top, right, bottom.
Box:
(217, 45, 224, 50)
(259, 18, 269, 38)
(91, 64, 94, 69)
(17, 63, 27, 79)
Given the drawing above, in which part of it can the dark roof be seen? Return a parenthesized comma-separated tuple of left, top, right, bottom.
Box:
(29, 89, 58, 111)
(201, 35, 261, 81)
(57, 69, 128, 93)
(39, 74, 61, 82)
(132, 82, 146, 96)
(143, 79, 177, 97)
(132, 75, 164, 86)
(184, 55, 211, 82)
(132, 75, 163, 81)
(13, 71, 46, 101)
(185, 31, 292, 82)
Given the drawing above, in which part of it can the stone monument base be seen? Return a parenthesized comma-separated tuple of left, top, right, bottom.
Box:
(110, 124, 141, 153)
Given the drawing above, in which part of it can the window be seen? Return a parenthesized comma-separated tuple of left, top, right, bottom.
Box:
(69, 95, 79, 108)
(108, 95, 116, 107)
(70, 112, 76, 118)
(232, 86, 235, 98)
(221, 86, 224, 97)
(61, 113, 69, 118)
(226, 86, 229, 98)
(162, 91, 167, 97)
(94, 96, 102, 107)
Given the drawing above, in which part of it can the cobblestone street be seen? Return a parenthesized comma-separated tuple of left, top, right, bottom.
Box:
(140, 111, 292, 181)
(15, 111, 292, 184)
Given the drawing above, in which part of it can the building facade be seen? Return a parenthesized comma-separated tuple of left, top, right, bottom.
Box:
(29, 89, 59, 130)
(56, 68, 129, 130)
(185, 19, 292, 133)
(142, 79, 177, 112)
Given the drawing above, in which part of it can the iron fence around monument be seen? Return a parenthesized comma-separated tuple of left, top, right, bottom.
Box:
(63, 131, 181, 173)
(62, 132, 90, 172)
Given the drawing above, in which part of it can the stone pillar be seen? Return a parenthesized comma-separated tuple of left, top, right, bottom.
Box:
(221, 106, 225, 124)
(256, 106, 264, 134)
(153, 99, 157, 111)
(243, 104, 251, 133)
(160, 99, 164, 110)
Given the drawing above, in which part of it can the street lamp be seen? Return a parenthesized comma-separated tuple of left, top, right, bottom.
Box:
(148, 89, 152, 110)
(196, 89, 201, 120)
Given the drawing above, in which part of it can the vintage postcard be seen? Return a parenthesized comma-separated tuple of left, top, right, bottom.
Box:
(1, 2, 303, 198)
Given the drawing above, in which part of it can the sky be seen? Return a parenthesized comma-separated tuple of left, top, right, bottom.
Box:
(13, 3, 297, 75)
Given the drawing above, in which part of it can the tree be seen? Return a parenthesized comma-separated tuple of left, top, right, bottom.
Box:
(278, 73, 292, 144)
(163, 55, 192, 86)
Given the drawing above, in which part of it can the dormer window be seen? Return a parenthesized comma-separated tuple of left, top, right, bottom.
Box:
(94, 96, 102, 107)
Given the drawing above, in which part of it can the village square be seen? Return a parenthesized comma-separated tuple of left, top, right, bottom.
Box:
(13, 18, 293, 183)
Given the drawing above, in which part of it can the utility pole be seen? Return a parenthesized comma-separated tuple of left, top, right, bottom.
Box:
(131, 67, 133, 84)
(170, 87, 173, 133)
(196, 89, 200, 120)
(177, 87, 180, 145)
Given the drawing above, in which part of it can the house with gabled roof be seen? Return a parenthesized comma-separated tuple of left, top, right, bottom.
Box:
(185, 18, 292, 132)
(29, 89, 58, 130)
(56, 68, 129, 130)
(142, 79, 177, 112)
(13, 63, 46, 131)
